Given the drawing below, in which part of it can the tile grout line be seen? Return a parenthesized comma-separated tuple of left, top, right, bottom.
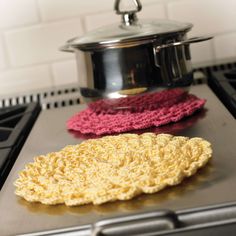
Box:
(163, 2, 169, 19)
(48, 63, 56, 87)
(210, 39, 217, 61)
(0, 57, 77, 73)
(34, 0, 43, 22)
(0, 31, 12, 70)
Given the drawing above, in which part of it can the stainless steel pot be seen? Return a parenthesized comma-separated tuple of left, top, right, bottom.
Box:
(61, 0, 212, 101)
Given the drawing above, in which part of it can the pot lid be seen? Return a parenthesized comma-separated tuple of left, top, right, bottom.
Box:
(68, 0, 193, 51)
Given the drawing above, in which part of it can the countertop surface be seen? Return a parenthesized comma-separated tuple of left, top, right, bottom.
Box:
(0, 85, 236, 236)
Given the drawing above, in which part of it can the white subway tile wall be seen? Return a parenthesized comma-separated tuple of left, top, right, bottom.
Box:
(85, 12, 119, 32)
(0, 65, 52, 95)
(214, 33, 236, 60)
(0, 0, 39, 29)
(0, 0, 235, 95)
(0, 36, 6, 70)
(167, 0, 236, 36)
(38, 0, 114, 22)
(138, 3, 166, 19)
(5, 19, 84, 66)
(52, 60, 78, 86)
(189, 40, 214, 64)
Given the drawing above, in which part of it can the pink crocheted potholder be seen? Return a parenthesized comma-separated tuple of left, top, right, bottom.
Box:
(88, 89, 187, 114)
(67, 89, 206, 135)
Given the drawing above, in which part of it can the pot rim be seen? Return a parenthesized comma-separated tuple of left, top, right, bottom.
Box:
(68, 26, 192, 52)
(62, 0, 194, 52)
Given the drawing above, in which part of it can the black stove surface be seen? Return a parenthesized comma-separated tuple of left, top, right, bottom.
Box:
(0, 103, 41, 189)
(209, 69, 236, 118)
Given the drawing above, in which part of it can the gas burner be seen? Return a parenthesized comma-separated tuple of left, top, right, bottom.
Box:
(0, 103, 40, 189)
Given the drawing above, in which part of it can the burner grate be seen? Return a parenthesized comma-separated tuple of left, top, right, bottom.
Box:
(209, 68, 236, 118)
(0, 85, 81, 110)
(0, 103, 41, 189)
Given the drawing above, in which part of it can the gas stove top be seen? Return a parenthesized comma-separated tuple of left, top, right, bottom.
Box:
(0, 84, 236, 236)
(0, 103, 40, 189)
(0, 62, 235, 235)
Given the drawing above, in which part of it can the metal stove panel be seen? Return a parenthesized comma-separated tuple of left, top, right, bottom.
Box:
(0, 85, 235, 235)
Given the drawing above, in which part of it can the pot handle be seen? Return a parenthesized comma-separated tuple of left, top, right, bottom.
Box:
(59, 37, 78, 52)
(59, 44, 74, 52)
(59, 44, 74, 53)
(156, 36, 213, 51)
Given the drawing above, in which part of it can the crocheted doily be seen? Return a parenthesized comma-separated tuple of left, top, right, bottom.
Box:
(67, 89, 206, 135)
(88, 89, 187, 114)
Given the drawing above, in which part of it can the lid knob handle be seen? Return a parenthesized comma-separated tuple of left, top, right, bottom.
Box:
(114, 0, 142, 26)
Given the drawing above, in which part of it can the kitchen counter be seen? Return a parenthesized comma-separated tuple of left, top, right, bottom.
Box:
(0, 84, 236, 236)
